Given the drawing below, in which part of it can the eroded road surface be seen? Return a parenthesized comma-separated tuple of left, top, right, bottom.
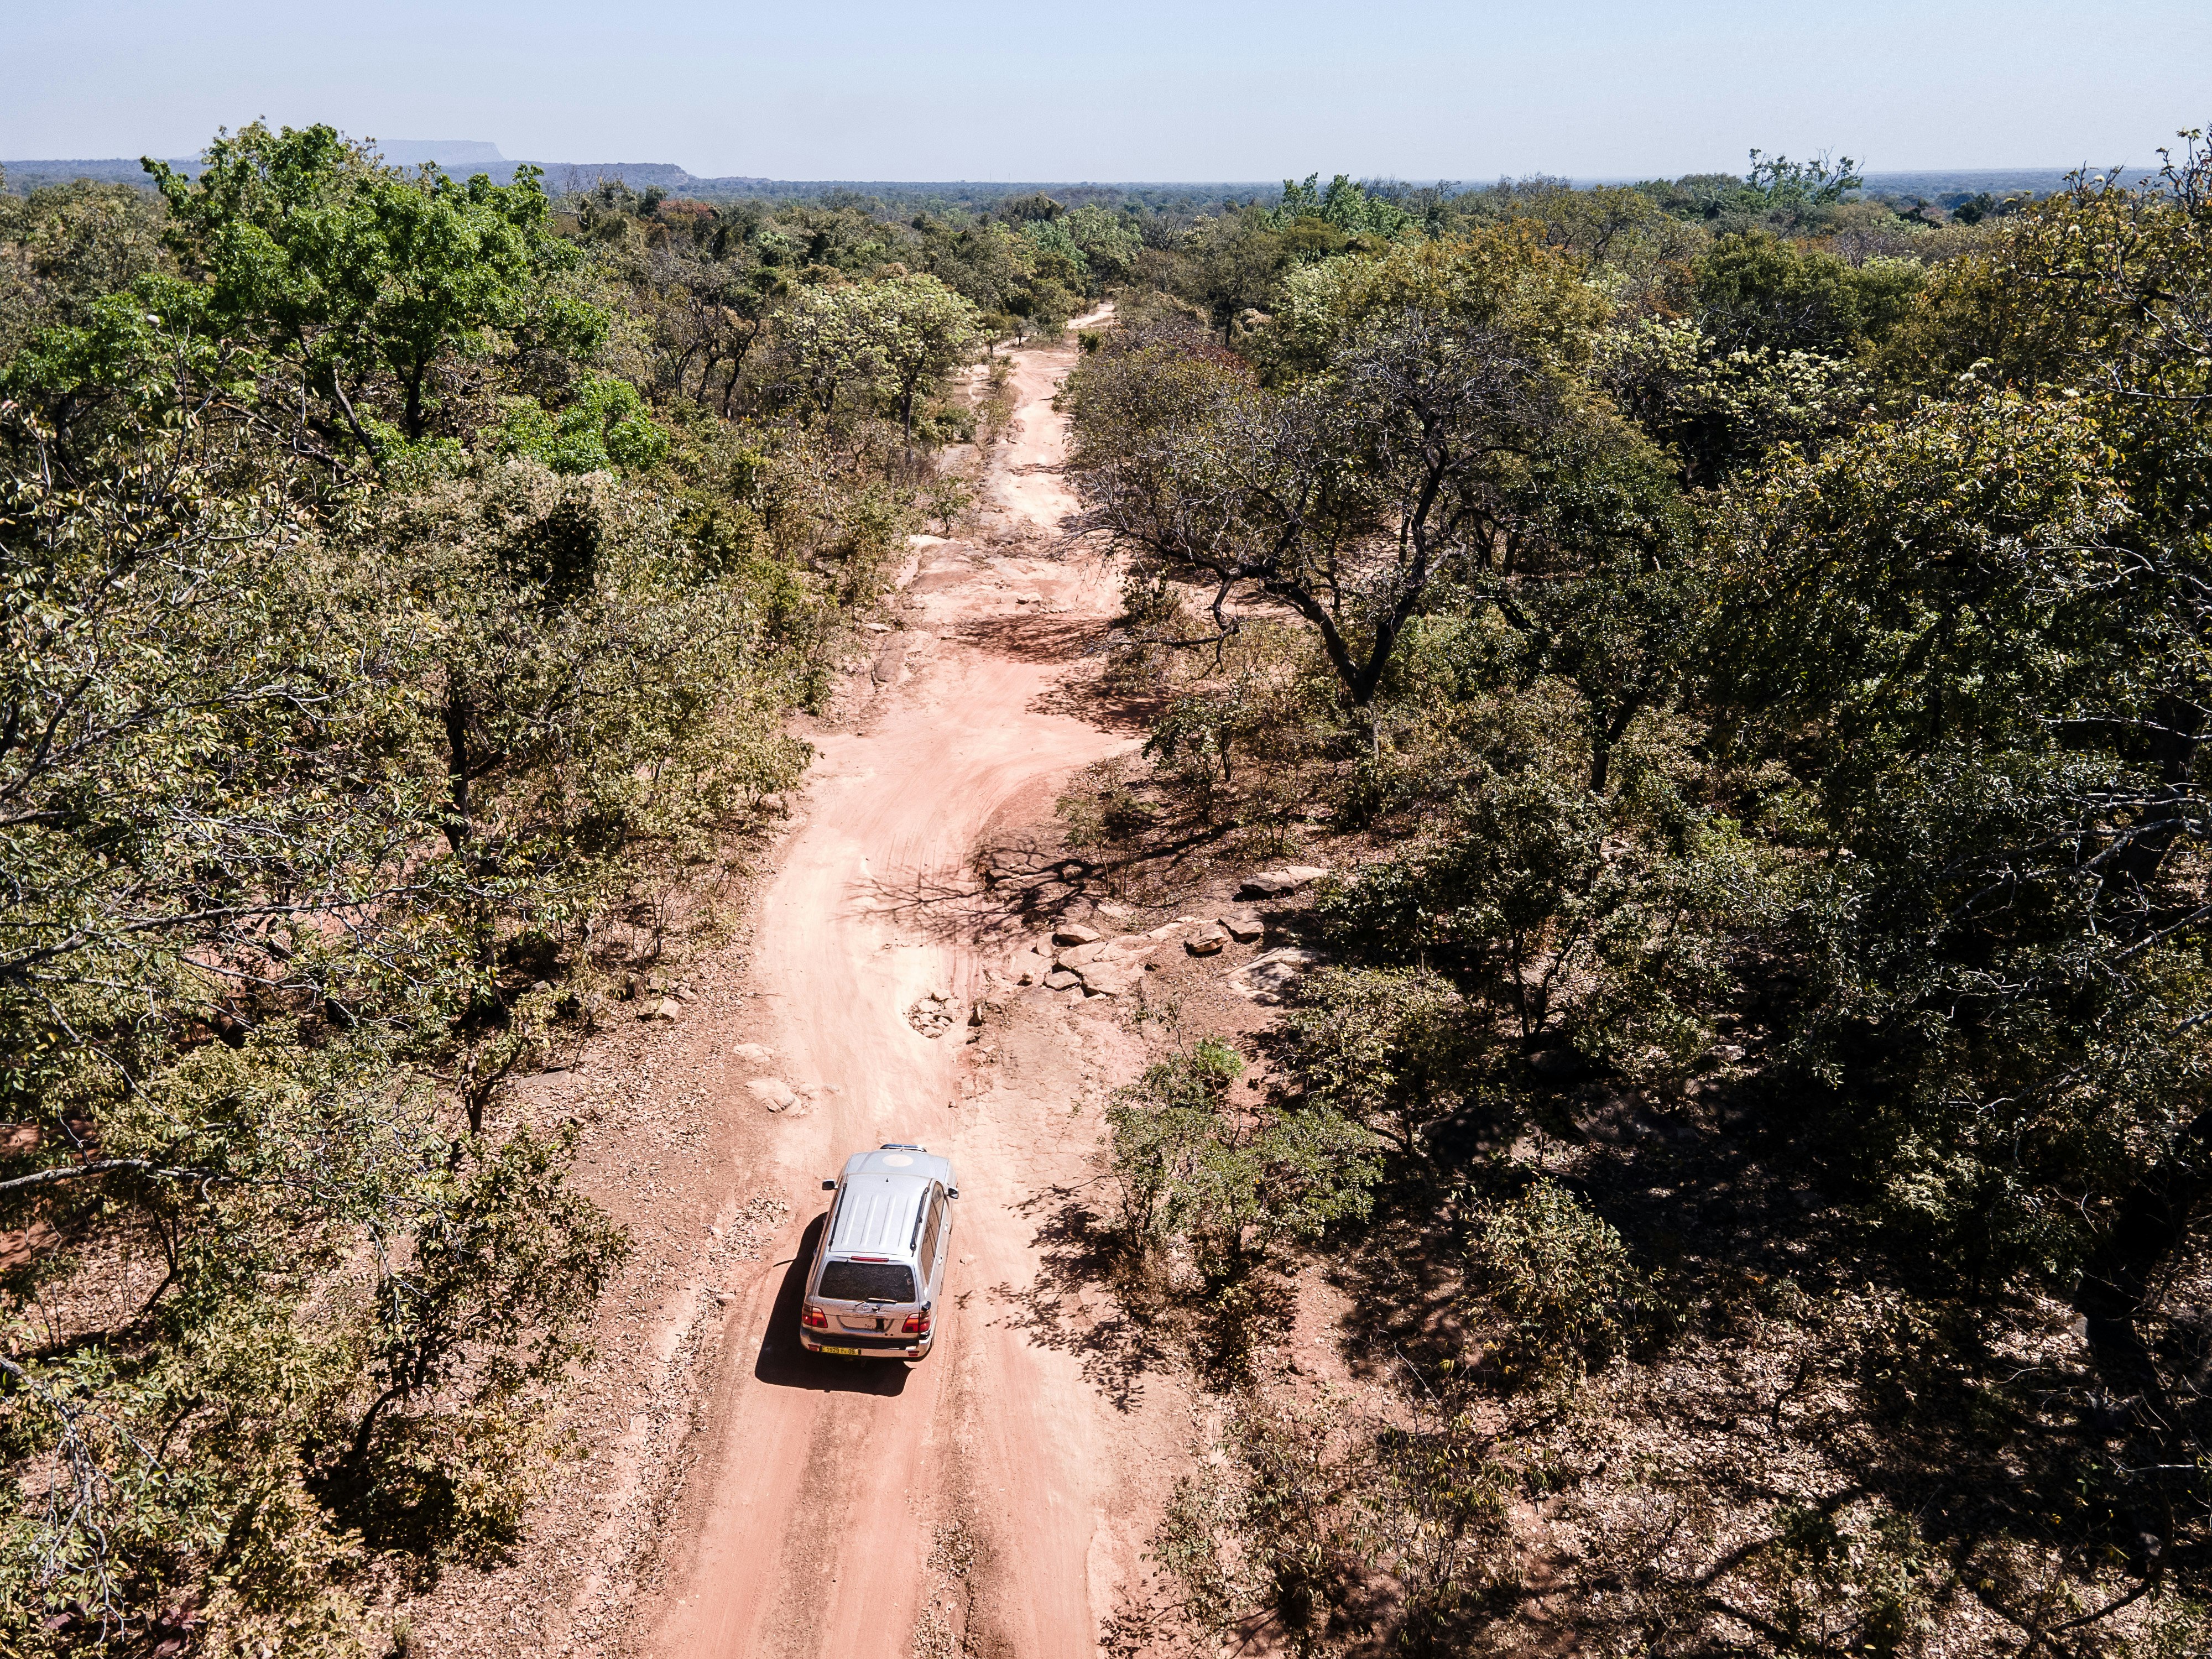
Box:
(651, 327, 1160, 1659)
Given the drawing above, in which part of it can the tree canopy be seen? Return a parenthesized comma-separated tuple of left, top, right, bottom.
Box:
(1062, 124, 2212, 1659)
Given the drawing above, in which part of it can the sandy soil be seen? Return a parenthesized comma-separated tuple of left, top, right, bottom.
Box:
(625, 322, 1190, 1659)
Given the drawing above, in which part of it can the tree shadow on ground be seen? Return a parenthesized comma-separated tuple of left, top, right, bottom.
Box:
(991, 1182, 1176, 1412)
(974, 823, 1239, 928)
(852, 865, 996, 945)
(1026, 670, 1173, 735)
(754, 1212, 911, 1397)
(1307, 1064, 2203, 1646)
(953, 610, 1104, 665)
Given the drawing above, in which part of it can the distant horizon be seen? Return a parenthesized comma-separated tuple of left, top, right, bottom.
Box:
(5, 1, 2203, 182)
(0, 138, 2138, 195)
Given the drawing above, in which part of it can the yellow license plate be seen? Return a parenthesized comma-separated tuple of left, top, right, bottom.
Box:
(821, 1345, 862, 1357)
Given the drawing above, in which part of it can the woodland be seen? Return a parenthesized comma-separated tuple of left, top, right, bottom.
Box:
(1057, 145, 2212, 1658)
(1, 119, 2210, 1658)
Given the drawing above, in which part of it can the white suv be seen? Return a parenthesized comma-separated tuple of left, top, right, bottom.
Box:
(799, 1144, 959, 1361)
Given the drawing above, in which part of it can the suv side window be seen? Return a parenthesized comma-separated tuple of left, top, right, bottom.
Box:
(921, 1190, 946, 1282)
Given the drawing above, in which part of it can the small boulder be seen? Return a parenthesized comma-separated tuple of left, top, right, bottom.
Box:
(644, 998, 681, 1021)
(1057, 940, 1115, 968)
(1044, 968, 1081, 991)
(1078, 960, 1140, 997)
(1185, 928, 1227, 956)
(744, 1076, 799, 1112)
(1219, 915, 1264, 942)
(1237, 864, 1331, 900)
(731, 1042, 775, 1065)
(906, 995, 962, 1037)
(1228, 947, 1319, 1004)
(1053, 922, 1103, 947)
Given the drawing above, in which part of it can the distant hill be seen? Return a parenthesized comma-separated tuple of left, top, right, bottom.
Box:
(3, 148, 2152, 206)
(1860, 166, 2110, 199)
(0, 147, 1266, 211)
(371, 139, 507, 169)
(1, 156, 200, 190)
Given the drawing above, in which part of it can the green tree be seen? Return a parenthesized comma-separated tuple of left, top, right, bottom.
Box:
(149, 122, 601, 454)
(862, 273, 983, 437)
(1173, 209, 1292, 341)
(0, 123, 845, 1646)
(1061, 203, 1142, 288)
(1070, 232, 1691, 776)
(1693, 229, 1921, 355)
(1282, 967, 1480, 1155)
(1269, 173, 1416, 241)
(0, 181, 169, 366)
(1105, 1043, 1381, 1282)
(776, 273, 980, 436)
(1710, 386, 2208, 1408)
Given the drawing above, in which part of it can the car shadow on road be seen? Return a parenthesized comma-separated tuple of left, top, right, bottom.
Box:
(753, 1213, 910, 1397)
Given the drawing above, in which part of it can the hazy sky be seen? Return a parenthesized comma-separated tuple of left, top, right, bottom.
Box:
(8, 0, 2205, 180)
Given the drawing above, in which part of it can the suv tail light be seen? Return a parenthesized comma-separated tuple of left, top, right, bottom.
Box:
(802, 1305, 828, 1330)
(901, 1308, 932, 1337)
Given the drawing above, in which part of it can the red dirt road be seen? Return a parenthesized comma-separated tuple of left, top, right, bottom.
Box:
(650, 328, 1156, 1658)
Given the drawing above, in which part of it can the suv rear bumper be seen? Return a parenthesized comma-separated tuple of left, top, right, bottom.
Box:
(801, 1329, 932, 1359)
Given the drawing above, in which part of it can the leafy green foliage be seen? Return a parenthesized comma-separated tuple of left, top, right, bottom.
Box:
(1105, 1043, 1381, 1283)
(1283, 968, 1484, 1155)
(1075, 130, 2212, 1654)
(0, 181, 168, 365)
(1468, 1179, 1646, 1378)
(0, 117, 959, 1652)
(151, 123, 603, 451)
(1603, 315, 1872, 485)
(1693, 231, 1921, 355)
(493, 372, 667, 472)
(773, 272, 980, 433)
(1270, 173, 1417, 242)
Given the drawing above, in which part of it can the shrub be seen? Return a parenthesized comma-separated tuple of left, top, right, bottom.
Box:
(1138, 1387, 1514, 1658)
(1282, 967, 1486, 1155)
(1105, 1043, 1381, 1283)
(494, 373, 669, 474)
(1469, 1178, 1645, 1376)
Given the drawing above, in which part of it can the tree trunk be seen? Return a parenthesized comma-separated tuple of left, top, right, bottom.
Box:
(403, 363, 428, 441)
(2101, 699, 2203, 922)
(442, 684, 472, 855)
(1588, 700, 1642, 796)
(2072, 1103, 2212, 1423)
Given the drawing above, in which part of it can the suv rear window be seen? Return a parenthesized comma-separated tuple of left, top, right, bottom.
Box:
(818, 1260, 917, 1303)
